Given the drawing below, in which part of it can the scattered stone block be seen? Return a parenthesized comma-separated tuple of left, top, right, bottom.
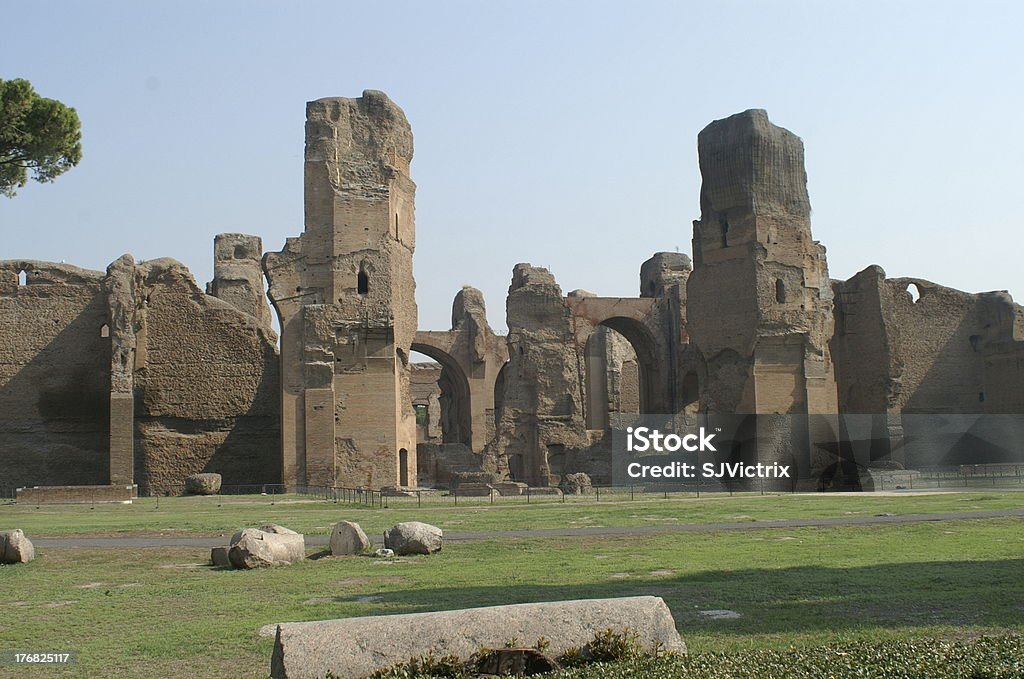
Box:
(184, 473, 222, 495)
(451, 471, 495, 486)
(329, 521, 369, 556)
(269, 596, 685, 679)
(228, 526, 305, 569)
(527, 486, 562, 496)
(373, 548, 395, 558)
(0, 529, 35, 564)
(380, 487, 417, 497)
(453, 482, 494, 497)
(560, 472, 593, 495)
(210, 546, 231, 568)
(494, 481, 528, 496)
(383, 521, 442, 555)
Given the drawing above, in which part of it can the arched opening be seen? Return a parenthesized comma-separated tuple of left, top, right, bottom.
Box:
(410, 344, 473, 448)
(775, 278, 786, 304)
(18, 270, 27, 286)
(357, 262, 369, 295)
(100, 324, 110, 338)
(398, 448, 409, 487)
(583, 317, 659, 429)
(907, 283, 921, 304)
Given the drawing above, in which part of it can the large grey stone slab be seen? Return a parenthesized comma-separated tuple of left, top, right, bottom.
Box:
(270, 595, 684, 678)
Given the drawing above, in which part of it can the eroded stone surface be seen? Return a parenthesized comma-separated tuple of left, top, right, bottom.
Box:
(184, 473, 222, 495)
(329, 520, 369, 556)
(269, 596, 685, 679)
(0, 529, 36, 564)
(264, 90, 418, 492)
(228, 526, 305, 568)
(3, 99, 1024, 499)
(383, 521, 442, 555)
(0, 245, 280, 496)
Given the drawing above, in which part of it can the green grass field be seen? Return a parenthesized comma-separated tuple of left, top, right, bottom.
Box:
(4, 490, 1023, 538)
(1, 493, 1022, 678)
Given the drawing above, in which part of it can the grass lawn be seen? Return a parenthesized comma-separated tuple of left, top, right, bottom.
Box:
(2, 490, 1023, 538)
(0, 501, 1022, 678)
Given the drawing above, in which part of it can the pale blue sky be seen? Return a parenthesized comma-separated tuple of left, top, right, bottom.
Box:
(2, 1, 1022, 334)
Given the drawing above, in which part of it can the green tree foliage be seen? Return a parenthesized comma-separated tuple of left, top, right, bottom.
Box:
(0, 78, 82, 197)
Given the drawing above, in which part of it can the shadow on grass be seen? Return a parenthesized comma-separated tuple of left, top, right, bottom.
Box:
(359, 558, 1024, 637)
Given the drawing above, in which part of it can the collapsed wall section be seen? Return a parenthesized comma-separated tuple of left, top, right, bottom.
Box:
(486, 264, 589, 485)
(133, 257, 280, 495)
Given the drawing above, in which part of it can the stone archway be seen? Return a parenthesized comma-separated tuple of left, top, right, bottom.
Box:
(582, 316, 662, 428)
(410, 341, 473, 448)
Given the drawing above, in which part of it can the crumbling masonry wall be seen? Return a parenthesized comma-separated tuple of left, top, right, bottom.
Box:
(486, 265, 590, 485)
(0, 241, 281, 496)
(686, 109, 839, 480)
(133, 256, 280, 495)
(0, 262, 111, 490)
(5, 98, 1023, 495)
(832, 266, 1024, 469)
(265, 91, 418, 490)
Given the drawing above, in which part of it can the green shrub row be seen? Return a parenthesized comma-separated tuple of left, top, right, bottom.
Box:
(366, 635, 1023, 679)
(556, 635, 1024, 679)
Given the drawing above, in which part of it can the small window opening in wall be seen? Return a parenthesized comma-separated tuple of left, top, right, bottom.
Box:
(357, 263, 369, 295)
(395, 213, 400, 240)
(775, 278, 787, 304)
(969, 335, 981, 352)
(719, 216, 729, 248)
(907, 283, 921, 304)
(979, 391, 986, 403)
(18, 270, 27, 286)
(233, 245, 246, 259)
(100, 324, 110, 338)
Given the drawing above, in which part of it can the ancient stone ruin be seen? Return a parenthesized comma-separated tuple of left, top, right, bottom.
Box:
(3, 92, 1022, 498)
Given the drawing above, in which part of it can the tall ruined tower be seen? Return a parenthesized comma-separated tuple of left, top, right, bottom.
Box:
(265, 90, 418, 490)
(687, 109, 838, 477)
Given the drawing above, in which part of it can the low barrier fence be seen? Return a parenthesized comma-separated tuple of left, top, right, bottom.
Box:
(294, 485, 386, 507)
(294, 465, 1024, 508)
(6, 465, 1020, 506)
